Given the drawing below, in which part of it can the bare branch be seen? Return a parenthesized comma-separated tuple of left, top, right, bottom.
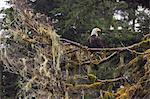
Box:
(60, 38, 150, 51)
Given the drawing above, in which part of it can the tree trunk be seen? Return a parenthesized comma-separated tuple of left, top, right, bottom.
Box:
(0, 61, 3, 99)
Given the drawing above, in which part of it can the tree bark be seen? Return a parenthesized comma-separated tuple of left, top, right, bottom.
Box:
(0, 61, 3, 99)
(120, 54, 125, 67)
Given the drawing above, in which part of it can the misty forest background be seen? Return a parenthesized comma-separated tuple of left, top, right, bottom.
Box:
(0, 0, 150, 99)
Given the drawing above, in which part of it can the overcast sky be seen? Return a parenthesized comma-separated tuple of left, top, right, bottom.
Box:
(0, 0, 10, 9)
(0, 0, 10, 18)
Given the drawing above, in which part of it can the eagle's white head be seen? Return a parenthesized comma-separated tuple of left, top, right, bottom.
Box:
(90, 28, 101, 36)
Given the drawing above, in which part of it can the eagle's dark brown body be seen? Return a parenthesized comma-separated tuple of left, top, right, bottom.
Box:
(88, 35, 105, 48)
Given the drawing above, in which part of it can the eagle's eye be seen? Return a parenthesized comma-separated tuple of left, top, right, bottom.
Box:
(97, 31, 101, 33)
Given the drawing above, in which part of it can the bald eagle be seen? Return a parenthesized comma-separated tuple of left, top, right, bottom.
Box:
(88, 28, 105, 48)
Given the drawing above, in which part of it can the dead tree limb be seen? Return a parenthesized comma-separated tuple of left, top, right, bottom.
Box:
(60, 38, 150, 51)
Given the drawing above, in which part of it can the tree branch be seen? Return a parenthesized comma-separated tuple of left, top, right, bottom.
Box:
(60, 38, 150, 51)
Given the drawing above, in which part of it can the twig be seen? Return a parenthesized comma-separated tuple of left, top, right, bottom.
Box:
(60, 38, 88, 49)
(66, 76, 126, 90)
(97, 76, 125, 82)
(64, 49, 80, 55)
(81, 51, 117, 65)
(120, 41, 150, 55)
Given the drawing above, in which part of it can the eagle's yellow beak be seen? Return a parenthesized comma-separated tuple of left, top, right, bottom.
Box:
(96, 28, 101, 32)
